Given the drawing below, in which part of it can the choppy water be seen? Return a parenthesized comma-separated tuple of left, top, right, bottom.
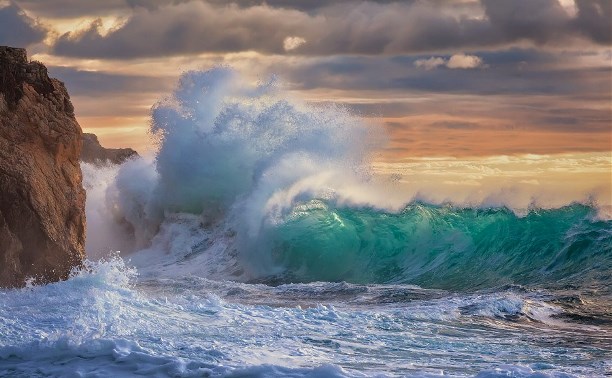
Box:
(1, 252, 611, 377)
(1, 68, 610, 377)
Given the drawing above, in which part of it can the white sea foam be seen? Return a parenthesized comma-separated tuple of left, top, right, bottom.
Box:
(80, 68, 610, 284)
(1, 257, 595, 377)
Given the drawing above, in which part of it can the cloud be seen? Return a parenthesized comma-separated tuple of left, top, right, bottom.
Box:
(14, 0, 192, 18)
(275, 50, 609, 98)
(0, 2, 47, 47)
(481, 0, 571, 43)
(52, 2, 313, 58)
(446, 54, 484, 69)
(15, 0, 415, 17)
(43, 66, 175, 118)
(48, 66, 172, 97)
(283, 36, 306, 51)
(414, 57, 446, 70)
(414, 54, 484, 70)
(573, 0, 612, 43)
(49, 0, 611, 59)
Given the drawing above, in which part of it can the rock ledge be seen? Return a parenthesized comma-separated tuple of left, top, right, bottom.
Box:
(81, 133, 138, 165)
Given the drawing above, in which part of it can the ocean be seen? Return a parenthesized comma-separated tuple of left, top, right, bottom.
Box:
(1, 68, 610, 377)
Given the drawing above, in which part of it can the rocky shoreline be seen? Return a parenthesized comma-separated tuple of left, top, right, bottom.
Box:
(0, 46, 85, 287)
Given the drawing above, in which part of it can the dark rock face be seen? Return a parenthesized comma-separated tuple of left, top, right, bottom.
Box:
(81, 133, 138, 165)
(0, 47, 58, 110)
(0, 46, 86, 287)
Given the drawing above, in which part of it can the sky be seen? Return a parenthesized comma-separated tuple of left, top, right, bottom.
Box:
(0, 0, 611, 161)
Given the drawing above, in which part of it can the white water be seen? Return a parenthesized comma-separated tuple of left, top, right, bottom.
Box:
(81, 68, 611, 281)
(2, 68, 611, 377)
(2, 257, 608, 377)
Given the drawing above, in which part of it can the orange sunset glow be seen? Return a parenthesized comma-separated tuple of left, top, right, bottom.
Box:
(1, 0, 607, 164)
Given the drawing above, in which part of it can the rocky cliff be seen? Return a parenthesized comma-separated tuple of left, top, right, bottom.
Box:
(0, 46, 86, 287)
(81, 133, 138, 165)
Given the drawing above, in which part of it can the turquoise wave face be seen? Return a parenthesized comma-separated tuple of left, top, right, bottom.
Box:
(252, 202, 611, 290)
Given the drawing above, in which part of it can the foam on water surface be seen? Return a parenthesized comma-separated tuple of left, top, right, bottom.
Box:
(1, 258, 611, 377)
(3, 68, 611, 377)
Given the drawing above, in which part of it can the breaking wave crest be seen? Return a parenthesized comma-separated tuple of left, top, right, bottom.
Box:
(246, 201, 611, 289)
(83, 67, 611, 291)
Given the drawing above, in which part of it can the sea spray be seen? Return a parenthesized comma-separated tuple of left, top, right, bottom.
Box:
(150, 68, 377, 217)
(95, 67, 385, 273)
(84, 68, 611, 290)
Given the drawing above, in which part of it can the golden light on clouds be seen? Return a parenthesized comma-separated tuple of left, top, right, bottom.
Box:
(46, 16, 125, 36)
(7, 0, 607, 165)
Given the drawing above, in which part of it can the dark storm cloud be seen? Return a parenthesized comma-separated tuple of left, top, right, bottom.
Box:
(573, 0, 612, 43)
(0, 2, 47, 47)
(48, 66, 172, 97)
(52, 1, 312, 58)
(15, 0, 414, 17)
(481, 0, 610, 44)
(277, 50, 610, 97)
(271, 49, 611, 134)
(14, 0, 127, 18)
(48, 0, 611, 59)
(207, 0, 416, 12)
(390, 67, 595, 96)
(480, 0, 570, 43)
(14, 0, 193, 18)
